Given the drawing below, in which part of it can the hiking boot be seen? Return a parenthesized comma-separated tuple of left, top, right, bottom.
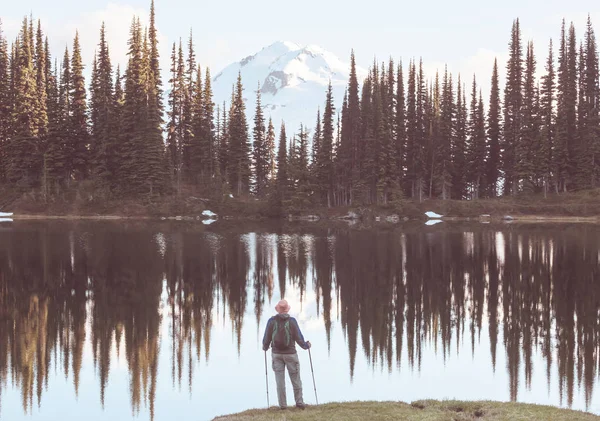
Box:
(295, 403, 306, 410)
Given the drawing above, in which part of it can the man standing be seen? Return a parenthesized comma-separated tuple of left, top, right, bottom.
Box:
(262, 299, 311, 410)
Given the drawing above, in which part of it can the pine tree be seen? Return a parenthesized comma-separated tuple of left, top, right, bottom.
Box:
(227, 73, 251, 196)
(289, 125, 311, 208)
(119, 18, 147, 194)
(219, 102, 228, 181)
(487, 58, 501, 197)
(7, 17, 40, 187)
(181, 31, 195, 182)
(34, 20, 48, 140)
(111, 65, 124, 189)
(503, 19, 523, 195)
(436, 68, 453, 199)
(452, 75, 467, 199)
(395, 61, 406, 196)
(45, 47, 70, 189)
(555, 21, 578, 192)
(276, 122, 288, 201)
(539, 40, 555, 197)
(578, 16, 599, 188)
(0, 20, 11, 181)
(145, 3, 168, 195)
(252, 83, 267, 196)
(189, 64, 204, 186)
(69, 31, 89, 182)
(43, 56, 61, 194)
(516, 41, 538, 191)
(405, 60, 417, 197)
(347, 51, 361, 204)
(315, 81, 335, 206)
(414, 59, 427, 201)
(265, 117, 276, 184)
(202, 68, 216, 187)
(89, 23, 113, 191)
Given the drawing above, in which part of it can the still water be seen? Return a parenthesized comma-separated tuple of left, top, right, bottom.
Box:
(0, 220, 599, 420)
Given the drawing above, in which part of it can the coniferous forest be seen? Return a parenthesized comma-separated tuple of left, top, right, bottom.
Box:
(0, 3, 599, 213)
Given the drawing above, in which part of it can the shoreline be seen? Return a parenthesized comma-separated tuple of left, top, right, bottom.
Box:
(212, 400, 600, 421)
(5, 213, 600, 223)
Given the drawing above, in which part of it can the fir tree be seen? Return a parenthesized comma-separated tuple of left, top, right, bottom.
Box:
(503, 19, 523, 195)
(0, 20, 11, 181)
(265, 117, 276, 184)
(555, 21, 578, 192)
(34, 20, 48, 140)
(578, 16, 599, 188)
(69, 31, 89, 181)
(316, 81, 335, 206)
(539, 40, 555, 197)
(516, 41, 538, 191)
(452, 75, 467, 199)
(89, 23, 113, 191)
(7, 17, 40, 187)
(227, 72, 251, 196)
(395, 61, 406, 196)
(252, 83, 267, 196)
(436, 68, 454, 199)
(202, 67, 216, 187)
(487, 58, 501, 197)
(276, 122, 288, 201)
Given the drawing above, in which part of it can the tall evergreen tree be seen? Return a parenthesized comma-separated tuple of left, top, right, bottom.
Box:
(395, 61, 406, 196)
(577, 16, 599, 188)
(539, 40, 555, 197)
(89, 23, 113, 190)
(34, 20, 48, 141)
(555, 21, 578, 192)
(436, 68, 454, 199)
(315, 82, 335, 206)
(69, 31, 89, 182)
(252, 83, 267, 196)
(7, 17, 40, 187)
(487, 58, 501, 197)
(265, 117, 276, 184)
(276, 122, 288, 201)
(516, 41, 538, 190)
(0, 20, 11, 181)
(503, 19, 523, 195)
(452, 75, 467, 199)
(227, 73, 251, 196)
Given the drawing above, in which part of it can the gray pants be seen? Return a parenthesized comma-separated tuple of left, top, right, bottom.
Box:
(272, 352, 304, 408)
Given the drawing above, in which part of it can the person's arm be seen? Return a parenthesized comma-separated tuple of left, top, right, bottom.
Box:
(262, 318, 273, 351)
(291, 318, 311, 350)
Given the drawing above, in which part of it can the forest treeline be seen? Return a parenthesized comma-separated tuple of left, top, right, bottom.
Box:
(0, 2, 598, 210)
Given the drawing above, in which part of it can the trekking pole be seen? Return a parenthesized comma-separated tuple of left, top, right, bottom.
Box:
(264, 351, 270, 408)
(308, 347, 318, 405)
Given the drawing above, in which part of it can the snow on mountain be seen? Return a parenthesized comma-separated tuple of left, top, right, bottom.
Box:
(212, 41, 367, 138)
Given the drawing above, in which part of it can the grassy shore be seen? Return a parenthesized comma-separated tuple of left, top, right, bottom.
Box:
(212, 400, 599, 421)
(3, 186, 600, 221)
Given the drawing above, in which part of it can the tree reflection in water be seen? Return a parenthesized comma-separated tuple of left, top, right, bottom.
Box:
(0, 221, 598, 418)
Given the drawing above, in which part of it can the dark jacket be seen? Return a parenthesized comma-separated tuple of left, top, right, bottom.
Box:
(262, 313, 309, 354)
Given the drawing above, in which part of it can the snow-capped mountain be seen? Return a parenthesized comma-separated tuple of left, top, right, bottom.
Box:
(212, 41, 367, 136)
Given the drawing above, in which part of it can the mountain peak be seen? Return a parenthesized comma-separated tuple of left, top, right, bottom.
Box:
(212, 42, 367, 134)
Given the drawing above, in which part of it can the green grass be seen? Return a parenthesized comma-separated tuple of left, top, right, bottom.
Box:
(212, 400, 600, 421)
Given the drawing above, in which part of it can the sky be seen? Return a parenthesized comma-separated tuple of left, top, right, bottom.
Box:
(1, 0, 599, 98)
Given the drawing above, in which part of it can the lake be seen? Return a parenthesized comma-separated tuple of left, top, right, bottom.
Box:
(0, 220, 599, 420)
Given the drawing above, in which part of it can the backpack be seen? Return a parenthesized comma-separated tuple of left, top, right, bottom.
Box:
(272, 317, 292, 348)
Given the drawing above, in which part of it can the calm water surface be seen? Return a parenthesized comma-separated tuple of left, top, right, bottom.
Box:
(0, 220, 599, 420)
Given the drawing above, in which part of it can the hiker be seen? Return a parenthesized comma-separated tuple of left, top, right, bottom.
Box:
(262, 299, 311, 410)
